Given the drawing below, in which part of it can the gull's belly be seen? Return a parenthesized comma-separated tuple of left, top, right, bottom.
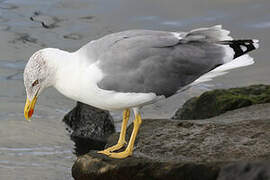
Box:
(75, 86, 158, 111)
(54, 63, 158, 111)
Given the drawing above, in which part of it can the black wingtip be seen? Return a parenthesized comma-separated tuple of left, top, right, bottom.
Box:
(220, 39, 259, 59)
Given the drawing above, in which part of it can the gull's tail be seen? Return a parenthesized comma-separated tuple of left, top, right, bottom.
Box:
(219, 39, 259, 59)
(178, 25, 259, 90)
(182, 25, 259, 62)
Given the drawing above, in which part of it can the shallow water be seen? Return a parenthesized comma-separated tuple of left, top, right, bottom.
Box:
(0, 0, 269, 179)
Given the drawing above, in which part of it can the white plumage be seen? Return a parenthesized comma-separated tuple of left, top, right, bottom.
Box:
(23, 25, 259, 158)
(43, 49, 158, 111)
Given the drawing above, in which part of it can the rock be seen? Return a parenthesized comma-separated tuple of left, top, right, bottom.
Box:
(63, 102, 115, 156)
(30, 11, 60, 29)
(173, 84, 270, 120)
(79, 16, 95, 20)
(63, 33, 82, 40)
(0, 25, 10, 31)
(217, 161, 270, 180)
(72, 103, 270, 179)
(0, 2, 18, 10)
(72, 152, 219, 180)
(11, 33, 37, 44)
(10, 32, 46, 47)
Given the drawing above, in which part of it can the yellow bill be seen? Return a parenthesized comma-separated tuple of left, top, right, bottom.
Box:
(24, 95, 37, 121)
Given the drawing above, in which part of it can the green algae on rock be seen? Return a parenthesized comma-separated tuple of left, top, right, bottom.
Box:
(173, 84, 270, 120)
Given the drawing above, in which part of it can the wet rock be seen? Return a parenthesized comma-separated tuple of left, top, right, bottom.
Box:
(10, 32, 46, 48)
(217, 161, 270, 180)
(0, 25, 10, 31)
(30, 11, 60, 29)
(11, 33, 37, 44)
(72, 152, 219, 180)
(63, 102, 115, 156)
(72, 103, 270, 179)
(0, 3, 18, 10)
(173, 84, 270, 120)
(79, 16, 95, 20)
(63, 33, 82, 40)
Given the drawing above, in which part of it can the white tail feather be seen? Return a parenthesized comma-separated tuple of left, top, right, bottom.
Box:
(178, 55, 254, 93)
(192, 54, 254, 84)
(178, 54, 254, 93)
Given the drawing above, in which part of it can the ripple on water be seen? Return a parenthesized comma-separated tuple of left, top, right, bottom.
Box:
(250, 21, 270, 29)
(0, 146, 72, 156)
(0, 146, 74, 169)
(0, 2, 18, 10)
(0, 60, 25, 70)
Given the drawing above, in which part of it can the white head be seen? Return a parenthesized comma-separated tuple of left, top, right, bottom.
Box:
(23, 48, 58, 120)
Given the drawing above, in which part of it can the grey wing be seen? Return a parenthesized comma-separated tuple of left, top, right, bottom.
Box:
(88, 27, 230, 97)
(77, 29, 176, 62)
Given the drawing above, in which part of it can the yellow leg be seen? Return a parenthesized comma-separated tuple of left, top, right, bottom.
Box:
(97, 109, 130, 155)
(109, 111, 142, 159)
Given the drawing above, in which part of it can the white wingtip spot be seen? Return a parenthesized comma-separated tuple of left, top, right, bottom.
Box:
(240, 45, 248, 52)
(221, 45, 235, 63)
(252, 39, 259, 49)
(253, 39, 259, 43)
(254, 43, 259, 49)
(171, 32, 183, 40)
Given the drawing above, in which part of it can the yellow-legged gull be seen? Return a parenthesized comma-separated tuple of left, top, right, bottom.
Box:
(24, 25, 259, 158)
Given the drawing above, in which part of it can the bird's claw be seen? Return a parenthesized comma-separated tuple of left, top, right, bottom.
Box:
(108, 150, 132, 159)
(97, 150, 111, 156)
(97, 141, 127, 156)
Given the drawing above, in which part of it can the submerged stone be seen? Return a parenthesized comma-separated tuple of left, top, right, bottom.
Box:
(63, 102, 115, 156)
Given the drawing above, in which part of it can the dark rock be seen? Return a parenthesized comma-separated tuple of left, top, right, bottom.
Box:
(30, 11, 60, 29)
(72, 105, 270, 180)
(0, 2, 18, 10)
(63, 33, 82, 40)
(10, 32, 46, 47)
(173, 84, 270, 120)
(79, 16, 95, 20)
(11, 33, 37, 44)
(72, 152, 219, 180)
(63, 102, 115, 156)
(217, 161, 270, 180)
(0, 25, 10, 31)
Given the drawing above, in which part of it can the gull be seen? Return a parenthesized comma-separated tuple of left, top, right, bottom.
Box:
(23, 25, 259, 158)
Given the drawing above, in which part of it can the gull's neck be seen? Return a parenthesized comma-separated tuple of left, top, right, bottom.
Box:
(43, 48, 94, 71)
(42, 48, 99, 102)
(43, 48, 76, 71)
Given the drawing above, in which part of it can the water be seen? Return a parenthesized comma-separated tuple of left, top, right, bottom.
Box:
(0, 0, 269, 179)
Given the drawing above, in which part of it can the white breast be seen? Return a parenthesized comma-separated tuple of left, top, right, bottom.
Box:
(54, 60, 158, 111)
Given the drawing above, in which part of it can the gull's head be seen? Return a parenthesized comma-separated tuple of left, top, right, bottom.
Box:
(23, 48, 57, 121)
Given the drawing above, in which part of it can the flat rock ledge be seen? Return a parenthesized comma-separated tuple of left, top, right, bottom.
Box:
(72, 104, 270, 180)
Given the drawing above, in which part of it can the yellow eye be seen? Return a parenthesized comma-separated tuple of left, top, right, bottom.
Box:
(32, 80, 39, 87)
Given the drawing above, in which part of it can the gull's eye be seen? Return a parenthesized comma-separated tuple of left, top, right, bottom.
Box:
(32, 80, 39, 87)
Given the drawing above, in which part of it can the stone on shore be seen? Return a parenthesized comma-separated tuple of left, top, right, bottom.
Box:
(217, 161, 270, 180)
(63, 102, 115, 155)
(173, 84, 270, 120)
(72, 103, 270, 180)
(30, 11, 60, 29)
